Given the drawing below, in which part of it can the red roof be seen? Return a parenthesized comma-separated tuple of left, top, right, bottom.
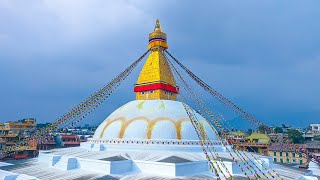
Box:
(64, 141, 80, 145)
(41, 141, 56, 145)
(61, 135, 77, 140)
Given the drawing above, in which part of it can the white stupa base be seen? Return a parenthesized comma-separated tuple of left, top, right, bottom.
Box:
(38, 151, 220, 177)
(0, 145, 316, 179)
(33, 144, 276, 179)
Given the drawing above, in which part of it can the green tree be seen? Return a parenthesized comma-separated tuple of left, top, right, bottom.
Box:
(274, 127, 283, 134)
(287, 129, 304, 144)
(247, 129, 253, 135)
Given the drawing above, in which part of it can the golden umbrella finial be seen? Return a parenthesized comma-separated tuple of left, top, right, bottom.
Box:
(148, 19, 168, 49)
(154, 19, 162, 32)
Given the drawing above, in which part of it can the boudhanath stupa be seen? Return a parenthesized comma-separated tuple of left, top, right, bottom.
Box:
(0, 20, 318, 180)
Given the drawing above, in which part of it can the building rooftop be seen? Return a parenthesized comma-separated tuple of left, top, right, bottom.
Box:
(247, 133, 269, 140)
(269, 143, 306, 152)
(306, 142, 320, 149)
(232, 131, 247, 137)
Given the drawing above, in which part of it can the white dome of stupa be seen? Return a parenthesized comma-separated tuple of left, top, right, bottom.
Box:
(93, 100, 218, 141)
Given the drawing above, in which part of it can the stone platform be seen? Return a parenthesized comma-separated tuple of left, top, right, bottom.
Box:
(0, 146, 316, 179)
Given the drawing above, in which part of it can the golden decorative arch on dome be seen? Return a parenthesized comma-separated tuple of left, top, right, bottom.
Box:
(99, 117, 126, 138)
(119, 116, 149, 138)
(99, 116, 190, 140)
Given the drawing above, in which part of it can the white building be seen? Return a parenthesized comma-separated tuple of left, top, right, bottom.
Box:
(310, 124, 320, 133)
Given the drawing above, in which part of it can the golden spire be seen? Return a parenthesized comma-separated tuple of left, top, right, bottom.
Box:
(148, 19, 168, 50)
(134, 19, 178, 100)
(154, 19, 162, 31)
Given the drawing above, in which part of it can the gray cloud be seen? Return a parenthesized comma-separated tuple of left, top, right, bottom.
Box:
(0, 0, 319, 128)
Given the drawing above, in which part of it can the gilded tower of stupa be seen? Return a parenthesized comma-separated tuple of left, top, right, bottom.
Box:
(134, 19, 179, 100)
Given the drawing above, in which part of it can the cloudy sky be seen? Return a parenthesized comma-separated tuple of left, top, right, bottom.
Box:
(0, 0, 319, 128)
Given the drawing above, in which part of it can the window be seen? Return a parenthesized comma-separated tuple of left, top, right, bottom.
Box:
(286, 159, 289, 163)
(280, 159, 283, 163)
(299, 153, 302, 158)
(300, 160, 303, 165)
(140, 92, 145, 94)
(280, 152, 282, 156)
(273, 158, 277, 162)
(150, 90, 154, 94)
(286, 152, 289, 157)
(292, 153, 295, 157)
(274, 152, 276, 156)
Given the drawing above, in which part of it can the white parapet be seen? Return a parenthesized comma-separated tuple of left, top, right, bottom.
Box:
(259, 156, 274, 167)
(52, 156, 78, 170)
(297, 176, 319, 180)
(38, 152, 61, 166)
(0, 169, 37, 180)
(92, 144, 105, 151)
(83, 139, 225, 153)
(80, 142, 93, 149)
(0, 170, 18, 180)
(77, 157, 132, 174)
(133, 160, 220, 177)
(133, 161, 175, 176)
(308, 161, 320, 176)
(175, 161, 210, 176)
